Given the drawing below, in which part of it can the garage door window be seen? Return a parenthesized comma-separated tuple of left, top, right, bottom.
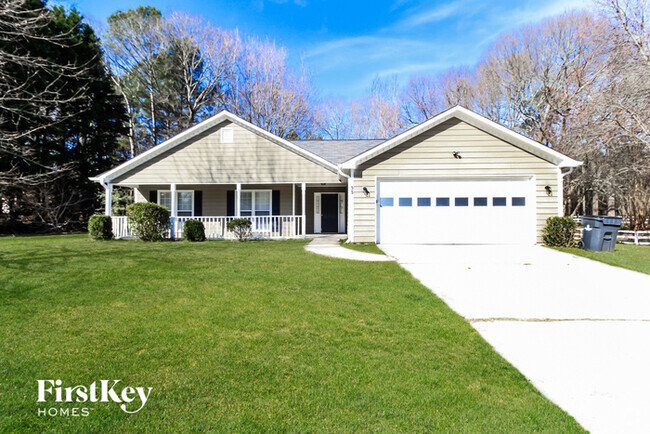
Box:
(474, 197, 488, 207)
(512, 197, 526, 206)
(379, 197, 394, 207)
(493, 197, 506, 206)
(436, 197, 450, 207)
(399, 198, 412, 207)
(417, 197, 431, 206)
(455, 197, 468, 207)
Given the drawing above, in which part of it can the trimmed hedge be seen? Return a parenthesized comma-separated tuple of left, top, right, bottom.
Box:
(542, 216, 577, 247)
(126, 202, 170, 241)
(88, 215, 113, 240)
(227, 218, 252, 241)
(182, 219, 206, 242)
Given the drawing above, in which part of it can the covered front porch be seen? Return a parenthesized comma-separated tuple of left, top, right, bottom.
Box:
(105, 182, 347, 240)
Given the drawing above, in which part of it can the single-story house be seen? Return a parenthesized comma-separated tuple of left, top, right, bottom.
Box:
(91, 105, 581, 244)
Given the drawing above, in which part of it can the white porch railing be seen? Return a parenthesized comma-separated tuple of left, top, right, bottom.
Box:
(111, 216, 304, 240)
(111, 216, 133, 239)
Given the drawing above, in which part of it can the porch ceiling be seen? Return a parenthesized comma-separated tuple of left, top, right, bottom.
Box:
(115, 181, 348, 188)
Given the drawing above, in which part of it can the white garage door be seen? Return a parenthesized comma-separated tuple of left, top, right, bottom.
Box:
(377, 179, 535, 244)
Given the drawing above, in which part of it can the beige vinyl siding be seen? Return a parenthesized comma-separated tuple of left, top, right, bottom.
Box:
(136, 184, 298, 216)
(114, 120, 341, 184)
(352, 118, 560, 243)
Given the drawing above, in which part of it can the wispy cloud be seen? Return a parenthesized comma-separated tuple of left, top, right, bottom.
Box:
(304, 36, 430, 60)
(499, 0, 591, 26)
(399, 1, 466, 27)
(304, 0, 596, 98)
(475, 0, 593, 47)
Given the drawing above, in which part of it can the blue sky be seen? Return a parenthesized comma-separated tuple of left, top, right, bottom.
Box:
(52, 0, 593, 98)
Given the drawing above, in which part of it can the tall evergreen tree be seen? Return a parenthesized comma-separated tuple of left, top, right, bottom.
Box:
(0, 0, 126, 231)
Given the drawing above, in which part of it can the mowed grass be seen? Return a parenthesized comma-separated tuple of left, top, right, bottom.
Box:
(0, 235, 583, 432)
(553, 244, 650, 275)
(339, 240, 385, 255)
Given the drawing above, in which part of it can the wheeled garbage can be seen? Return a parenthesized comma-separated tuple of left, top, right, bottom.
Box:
(581, 216, 623, 252)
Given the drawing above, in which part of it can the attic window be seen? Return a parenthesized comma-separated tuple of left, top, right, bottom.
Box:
(221, 128, 233, 143)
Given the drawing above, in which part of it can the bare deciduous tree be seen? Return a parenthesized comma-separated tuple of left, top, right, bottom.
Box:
(0, 0, 90, 187)
(104, 7, 166, 152)
(163, 12, 238, 130)
(316, 98, 353, 139)
(228, 38, 315, 138)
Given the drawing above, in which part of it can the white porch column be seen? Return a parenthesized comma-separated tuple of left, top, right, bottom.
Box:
(301, 182, 306, 239)
(235, 183, 241, 217)
(347, 173, 355, 242)
(170, 183, 177, 238)
(104, 183, 113, 216)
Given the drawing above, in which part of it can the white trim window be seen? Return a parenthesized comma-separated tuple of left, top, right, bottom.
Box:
(240, 190, 271, 216)
(158, 190, 194, 216)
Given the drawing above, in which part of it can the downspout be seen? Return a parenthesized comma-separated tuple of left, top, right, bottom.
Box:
(559, 167, 575, 217)
(337, 164, 351, 180)
(338, 164, 353, 242)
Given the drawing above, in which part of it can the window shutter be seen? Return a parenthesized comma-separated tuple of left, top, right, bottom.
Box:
(272, 190, 280, 215)
(227, 190, 235, 216)
(194, 191, 202, 216)
(149, 190, 157, 203)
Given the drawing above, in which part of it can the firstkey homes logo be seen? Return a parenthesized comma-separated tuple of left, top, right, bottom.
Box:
(37, 379, 153, 417)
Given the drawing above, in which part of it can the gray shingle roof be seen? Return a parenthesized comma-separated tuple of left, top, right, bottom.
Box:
(289, 139, 384, 165)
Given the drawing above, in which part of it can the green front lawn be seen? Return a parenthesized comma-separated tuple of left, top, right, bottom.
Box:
(339, 239, 385, 255)
(553, 244, 650, 275)
(1, 235, 582, 432)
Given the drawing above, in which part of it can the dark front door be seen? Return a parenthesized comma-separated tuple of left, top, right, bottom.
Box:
(321, 194, 339, 233)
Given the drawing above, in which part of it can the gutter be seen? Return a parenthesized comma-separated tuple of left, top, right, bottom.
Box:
(337, 164, 351, 180)
(562, 167, 575, 177)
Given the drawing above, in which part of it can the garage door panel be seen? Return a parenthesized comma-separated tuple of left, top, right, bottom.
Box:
(377, 179, 535, 245)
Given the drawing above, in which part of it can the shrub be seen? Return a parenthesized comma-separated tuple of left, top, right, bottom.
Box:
(227, 218, 252, 241)
(542, 216, 577, 247)
(88, 215, 113, 240)
(126, 202, 170, 241)
(183, 219, 206, 242)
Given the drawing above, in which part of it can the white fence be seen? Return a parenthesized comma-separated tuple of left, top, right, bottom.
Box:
(574, 227, 650, 246)
(111, 215, 304, 240)
(572, 215, 649, 227)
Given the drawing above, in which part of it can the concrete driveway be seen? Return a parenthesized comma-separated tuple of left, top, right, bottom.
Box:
(380, 244, 650, 433)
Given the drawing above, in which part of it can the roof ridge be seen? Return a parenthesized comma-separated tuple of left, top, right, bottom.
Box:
(290, 138, 385, 142)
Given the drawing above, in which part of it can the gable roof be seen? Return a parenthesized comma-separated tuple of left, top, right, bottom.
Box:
(90, 110, 340, 183)
(290, 139, 384, 165)
(340, 105, 582, 169)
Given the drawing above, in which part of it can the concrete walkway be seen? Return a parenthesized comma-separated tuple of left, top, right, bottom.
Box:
(305, 235, 393, 261)
(381, 244, 650, 433)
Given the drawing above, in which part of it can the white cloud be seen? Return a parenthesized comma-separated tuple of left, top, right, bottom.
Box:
(305, 0, 596, 97)
(400, 1, 466, 27)
(304, 36, 430, 61)
(475, 0, 594, 47)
